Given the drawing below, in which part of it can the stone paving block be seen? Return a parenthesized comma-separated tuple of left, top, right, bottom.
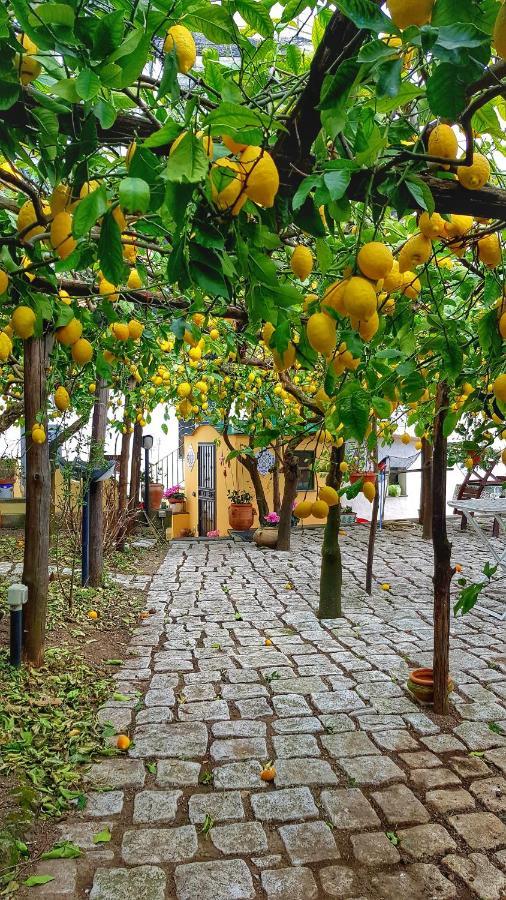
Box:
(210, 822, 268, 855)
(27, 860, 77, 897)
(372, 729, 420, 752)
(97, 706, 132, 732)
(449, 755, 491, 778)
(89, 865, 166, 900)
(443, 853, 506, 900)
(271, 676, 326, 695)
(485, 747, 506, 773)
(410, 767, 461, 790)
(272, 733, 320, 758)
(272, 716, 322, 733)
(319, 865, 360, 898)
(133, 789, 182, 824)
(272, 694, 311, 717)
(426, 788, 476, 813)
(188, 791, 244, 823)
(83, 791, 124, 817)
(130, 722, 208, 758)
(178, 700, 230, 721)
(214, 760, 267, 790)
(371, 782, 430, 825)
(469, 776, 506, 812)
(85, 758, 145, 789)
(56, 820, 114, 851)
(354, 713, 404, 732)
(319, 713, 356, 732)
(136, 706, 173, 725)
(338, 754, 406, 785)
(212, 720, 266, 738)
(403, 712, 441, 735)
(278, 821, 340, 864)
(235, 697, 273, 718)
(351, 831, 401, 866)
(156, 759, 201, 786)
(121, 825, 198, 864)
(144, 689, 176, 707)
(174, 859, 255, 900)
(449, 812, 506, 849)
(321, 788, 380, 829)
(273, 758, 338, 786)
(398, 750, 443, 769)
(221, 683, 268, 700)
(210, 737, 267, 761)
(454, 721, 506, 751)
(371, 863, 457, 899)
(311, 690, 365, 713)
(321, 730, 380, 758)
(421, 733, 467, 753)
(251, 786, 318, 822)
(261, 866, 318, 899)
(397, 824, 456, 859)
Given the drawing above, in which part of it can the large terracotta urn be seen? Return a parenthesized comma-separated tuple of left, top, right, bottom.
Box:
(148, 482, 164, 511)
(228, 503, 254, 530)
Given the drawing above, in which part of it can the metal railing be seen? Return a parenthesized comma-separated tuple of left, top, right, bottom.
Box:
(150, 448, 184, 489)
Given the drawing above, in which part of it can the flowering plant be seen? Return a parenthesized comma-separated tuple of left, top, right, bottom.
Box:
(164, 485, 186, 501)
(264, 512, 280, 527)
(207, 529, 220, 538)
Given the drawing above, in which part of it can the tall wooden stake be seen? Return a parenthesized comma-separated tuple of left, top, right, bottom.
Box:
(129, 421, 143, 512)
(421, 437, 433, 540)
(88, 378, 108, 587)
(365, 422, 378, 595)
(22, 336, 51, 666)
(318, 444, 345, 618)
(432, 381, 453, 715)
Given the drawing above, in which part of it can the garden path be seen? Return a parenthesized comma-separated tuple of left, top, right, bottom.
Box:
(28, 521, 506, 899)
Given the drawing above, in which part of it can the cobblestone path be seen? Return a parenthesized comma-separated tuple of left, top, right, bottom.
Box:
(30, 522, 506, 899)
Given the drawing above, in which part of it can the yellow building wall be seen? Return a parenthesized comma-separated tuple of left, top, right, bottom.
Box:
(183, 425, 327, 537)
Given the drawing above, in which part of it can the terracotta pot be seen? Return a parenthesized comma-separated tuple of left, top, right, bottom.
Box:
(349, 471, 377, 485)
(253, 527, 278, 548)
(407, 667, 454, 704)
(148, 482, 164, 510)
(228, 503, 254, 530)
(169, 500, 185, 514)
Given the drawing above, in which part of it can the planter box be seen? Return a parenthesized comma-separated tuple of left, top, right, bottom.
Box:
(169, 500, 186, 514)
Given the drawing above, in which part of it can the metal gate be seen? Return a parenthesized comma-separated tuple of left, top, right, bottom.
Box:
(197, 443, 216, 536)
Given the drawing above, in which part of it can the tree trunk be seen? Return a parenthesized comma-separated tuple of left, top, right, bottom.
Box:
(276, 447, 299, 551)
(272, 440, 281, 514)
(421, 437, 433, 540)
(365, 478, 380, 595)
(116, 410, 132, 551)
(432, 381, 453, 715)
(242, 456, 269, 525)
(129, 421, 142, 510)
(88, 378, 108, 587)
(318, 444, 345, 618)
(22, 336, 51, 666)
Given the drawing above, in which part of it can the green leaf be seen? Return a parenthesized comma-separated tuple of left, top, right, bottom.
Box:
(358, 39, 400, 63)
(92, 9, 124, 57)
(318, 59, 360, 112)
(372, 395, 393, 418)
(293, 197, 325, 237)
(339, 389, 370, 441)
(93, 99, 117, 130)
(144, 119, 182, 148)
(165, 134, 209, 184)
(35, 3, 75, 27)
(76, 68, 101, 101)
(72, 186, 108, 237)
(431, 0, 475, 26)
(207, 101, 274, 144)
(435, 23, 489, 49)
(98, 211, 124, 284)
(158, 50, 180, 102)
(405, 176, 435, 216)
(119, 177, 150, 214)
(0, 78, 21, 110)
(336, 0, 399, 34)
(93, 828, 112, 844)
(186, 5, 236, 43)
(443, 409, 460, 437)
(427, 63, 468, 117)
(52, 78, 80, 102)
(292, 176, 320, 212)
(376, 58, 402, 97)
(235, 0, 274, 36)
(24, 875, 55, 887)
(323, 169, 352, 200)
(41, 842, 82, 860)
(316, 238, 333, 274)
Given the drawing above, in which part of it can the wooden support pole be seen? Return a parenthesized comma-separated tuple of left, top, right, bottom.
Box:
(88, 378, 108, 587)
(318, 444, 345, 618)
(432, 381, 453, 715)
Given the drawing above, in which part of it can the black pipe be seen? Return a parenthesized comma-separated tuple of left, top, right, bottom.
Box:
(10, 607, 22, 667)
(82, 484, 90, 586)
(144, 446, 150, 518)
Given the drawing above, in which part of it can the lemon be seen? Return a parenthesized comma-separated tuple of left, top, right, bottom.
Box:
(319, 485, 340, 507)
(163, 24, 196, 74)
(357, 311, 379, 342)
(222, 135, 248, 154)
(50, 211, 76, 260)
(478, 233, 501, 268)
(418, 212, 445, 239)
(387, 0, 433, 28)
(111, 322, 130, 341)
(12, 306, 36, 339)
(382, 261, 402, 293)
(499, 313, 506, 340)
(15, 34, 41, 85)
(362, 481, 376, 502)
(71, 338, 93, 365)
(0, 332, 12, 361)
(123, 238, 137, 263)
(210, 328, 219, 340)
(401, 433, 411, 445)
(262, 322, 275, 345)
(240, 146, 279, 208)
(457, 153, 490, 190)
(445, 215, 473, 240)
(56, 317, 82, 346)
(0, 271, 9, 294)
(99, 279, 119, 303)
(210, 159, 246, 215)
(89, 382, 96, 394)
(50, 184, 72, 216)
(178, 398, 193, 418)
(294, 500, 312, 519)
(17, 199, 45, 242)
(59, 289, 71, 305)
(272, 342, 296, 371)
(398, 233, 432, 272)
(428, 124, 458, 161)
(493, 373, 506, 403)
(494, 3, 506, 58)
(177, 382, 192, 399)
(54, 386, 70, 412)
(343, 277, 377, 319)
(321, 279, 348, 316)
(311, 499, 329, 519)
(31, 424, 46, 444)
(125, 140, 137, 169)
(291, 245, 313, 280)
(306, 312, 336, 355)
(127, 268, 142, 290)
(79, 180, 100, 198)
(401, 271, 421, 299)
(128, 319, 144, 340)
(357, 241, 393, 280)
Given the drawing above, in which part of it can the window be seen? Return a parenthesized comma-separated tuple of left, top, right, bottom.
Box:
(294, 450, 315, 491)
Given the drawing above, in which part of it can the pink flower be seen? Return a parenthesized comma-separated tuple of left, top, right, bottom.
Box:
(265, 512, 280, 525)
(207, 529, 220, 538)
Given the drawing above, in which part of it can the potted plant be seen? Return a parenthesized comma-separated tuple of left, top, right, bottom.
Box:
(228, 489, 255, 530)
(407, 668, 454, 705)
(164, 485, 186, 513)
(388, 484, 402, 498)
(0, 457, 17, 499)
(349, 470, 377, 485)
(253, 511, 279, 548)
(340, 505, 357, 526)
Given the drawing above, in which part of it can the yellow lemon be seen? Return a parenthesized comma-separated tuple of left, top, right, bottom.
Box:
(343, 277, 377, 319)
(59, 289, 71, 305)
(357, 241, 393, 280)
(419, 212, 446, 239)
(71, 338, 93, 365)
(50, 184, 72, 216)
(457, 153, 490, 190)
(54, 386, 70, 412)
(294, 500, 313, 519)
(0, 270, 9, 294)
(493, 373, 506, 403)
(271, 342, 296, 371)
(50, 211, 76, 260)
(11, 306, 36, 339)
(291, 245, 314, 280)
(177, 382, 192, 399)
(318, 485, 340, 507)
(362, 481, 376, 502)
(15, 34, 41, 85)
(125, 140, 137, 169)
(445, 215, 473, 240)
(210, 159, 246, 215)
(222, 135, 248, 154)
(240, 146, 279, 208)
(262, 322, 275, 345)
(128, 319, 144, 340)
(111, 322, 130, 341)
(398, 234, 432, 272)
(478, 233, 501, 268)
(494, 3, 506, 57)
(127, 268, 142, 290)
(311, 499, 329, 519)
(428, 124, 458, 161)
(17, 199, 45, 242)
(99, 279, 119, 303)
(0, 332, 13, 361)
(386, 0, 433, 29)
(401, 432, 411, 445)
(56, 317, 82, 346)
(306, 312, 336, 355)
(382, 261, 402, 293)
(499, 312, 506, 340)
(79, 180, 100, 198)
(163, 24, 196, 73)
(321, 279, 348, 316)
(357, 311, 379, 342)
(31, 424, 46, 444)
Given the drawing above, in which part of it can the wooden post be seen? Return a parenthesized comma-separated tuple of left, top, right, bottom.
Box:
(129, 421, 142, 511)
(432, 381, 453, 715)
(318, 444, 345, 618)
(365, 423, 379, 595)
(421, 437, 433, 540)
(116, 409, 132, 551)
(88, 378, 108, 587)
(276, 445, 299, 551)
(22, 336, 51, 666)
(272, 439, 281, 514)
